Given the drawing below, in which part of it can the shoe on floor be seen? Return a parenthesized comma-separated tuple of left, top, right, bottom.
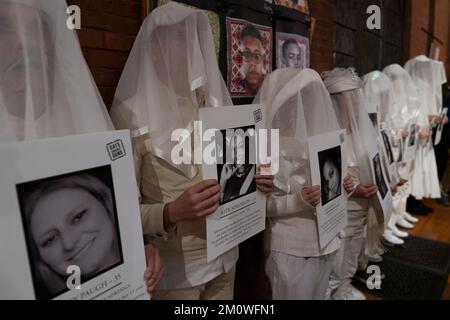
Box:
(368, 253, 383, 263)
(383, 231, 405, 245)
(396, 217, 415, 229)
(402, 212, 419, 224)
(333, 284, 366, 300)
(437, 193, 450, 207)
(389, 225, 409, 238)
(406, 197, 433, 215)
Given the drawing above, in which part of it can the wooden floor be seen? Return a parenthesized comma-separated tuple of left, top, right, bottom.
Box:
(365, 198, 450, 300)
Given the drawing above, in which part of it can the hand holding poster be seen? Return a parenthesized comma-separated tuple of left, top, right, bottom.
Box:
(0, 131, 148, 300)
(308, 130, 348, 250)
(199, 105, 267, 262)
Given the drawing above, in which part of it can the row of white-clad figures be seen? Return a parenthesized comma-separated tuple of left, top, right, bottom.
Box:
(0, 0, 446, 300)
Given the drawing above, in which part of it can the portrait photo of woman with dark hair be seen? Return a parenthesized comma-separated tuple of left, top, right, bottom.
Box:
(318, 146, 342, 206)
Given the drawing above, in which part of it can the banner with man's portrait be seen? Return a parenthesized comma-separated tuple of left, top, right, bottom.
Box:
(274, 0, 310, 15)
(199, 104, 267, 262)
(226, 17, 273, 98)
(276, 32, 310, 69)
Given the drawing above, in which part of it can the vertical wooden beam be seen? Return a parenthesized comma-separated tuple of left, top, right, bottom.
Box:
(427, 0, 436, 54)
(402, 0, 412, 63)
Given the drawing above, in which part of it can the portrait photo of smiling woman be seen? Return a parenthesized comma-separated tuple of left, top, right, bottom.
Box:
(16, 166, 123, 300)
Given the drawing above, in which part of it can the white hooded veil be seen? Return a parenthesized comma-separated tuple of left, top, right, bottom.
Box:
(405, 55, 447, 117)
(254, 68, 341, 195)
(404, 55, 444, 199)
(383, 64, 420, 129)
(323, 68, 377, 185)
(324, 69, 388, 259)
(362, 71, 402, 132)
(0, 0, 113, 144)
(110, 2, 232, 178)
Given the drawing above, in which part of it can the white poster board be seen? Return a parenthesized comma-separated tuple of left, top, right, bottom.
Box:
(199, 105, 267, 262)
(380, 129, 399, 185)
(368, 144, 393, 225)
(0, 131, 148, 300)
(308, 130, 348, 250)
(404, 122, 417, 162)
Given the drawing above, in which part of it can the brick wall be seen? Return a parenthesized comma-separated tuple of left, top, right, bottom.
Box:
(309, 0, 334, 74)
(433, 0, 450, 75)
(67, 0, 142, 109)
(406, 0, 449, 77)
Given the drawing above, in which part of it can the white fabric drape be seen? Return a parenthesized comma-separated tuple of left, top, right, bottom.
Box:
(362, 71, 399, 132)
(323, 68, 378, 185)
(404, 55, 446, 199)
(0, 0, 113, 143)
(110, 2, 232, 179)
(383, 64, 420, 129)
(405, 55, 447, 117)
(254, 68, 341, 193)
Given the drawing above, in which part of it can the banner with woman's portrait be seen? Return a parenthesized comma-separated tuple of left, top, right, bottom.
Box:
(308, 130, 348, 250)
(0, 131, 148, 300)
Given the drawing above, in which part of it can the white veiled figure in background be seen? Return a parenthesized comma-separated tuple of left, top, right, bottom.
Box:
(405, 55, 447, 117)
(383, 64, 420, 135)
(0, 0, 113, 144)
(323, 68, 381, 300)
(363, 71, 402, 189)
(255, 68, 342, 300)
(110, 2, 231, 179)
(363, 71, 412, 246)
(110, 3, 238, 299)
(383, 64, 422, 226)
(404, 55, 446, 199)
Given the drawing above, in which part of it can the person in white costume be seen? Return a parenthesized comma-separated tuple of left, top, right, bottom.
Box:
(110, 2, 273, 300)
(0, 0, 164, 295)
(255, 68, 354, 300)
(363, 71, 414, 246)
(323, 68, 380, 300)
(404, 55, 447, 201)
(383, 64, 421, 226)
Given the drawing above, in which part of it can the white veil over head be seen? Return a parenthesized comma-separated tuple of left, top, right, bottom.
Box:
(404, 55, 447, 117)
(362, 71, 400, 131)
(0, 0, 113, 143)
(383, 64, 420, 129)
(254, 68, 341, 192)
(110, 2, 232, 176)
(323, 68, 377, 184)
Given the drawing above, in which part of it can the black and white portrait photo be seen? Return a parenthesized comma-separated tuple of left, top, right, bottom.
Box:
(381, 130, 395, 165)
(373, 154, 388, 200)
(276, 32, 310, 70)
(318, 146, 342, 206)
(16, 166, 123, 300)
(216, 126, 257, 205)
(369, 113, 379, 132)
